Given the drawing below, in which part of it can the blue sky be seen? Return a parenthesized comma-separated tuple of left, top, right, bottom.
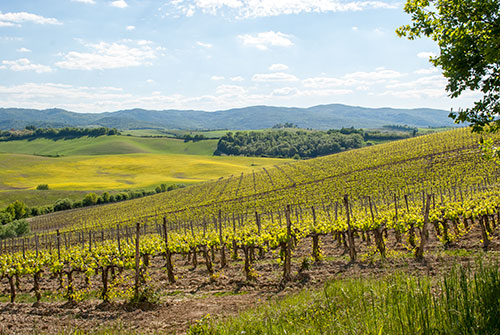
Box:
(0, 0, 480, 113)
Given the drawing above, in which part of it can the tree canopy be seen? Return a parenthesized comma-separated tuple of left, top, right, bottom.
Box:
(397, 0, 500, 133)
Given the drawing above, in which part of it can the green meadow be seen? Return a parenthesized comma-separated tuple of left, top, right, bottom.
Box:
(0, 135, 217, 156)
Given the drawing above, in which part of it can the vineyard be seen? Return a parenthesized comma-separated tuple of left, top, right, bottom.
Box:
(1, 127, 500, 330)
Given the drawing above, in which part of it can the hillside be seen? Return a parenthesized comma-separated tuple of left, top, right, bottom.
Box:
(3, 127, 500, 335)
(0, 135, 217, 156)
(0, 104, 456, 130)
(25, 127, 497, 232)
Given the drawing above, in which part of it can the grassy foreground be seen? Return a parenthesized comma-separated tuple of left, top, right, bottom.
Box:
(190, 260, 500, 335)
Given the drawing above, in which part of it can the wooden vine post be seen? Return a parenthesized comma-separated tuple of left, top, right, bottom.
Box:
(344, 195, 357, 262)
(415, 194, 431, 261)
(393, 194, 401, 244)
(231, 214, 238, 260)
(369, 196, 386, 258)
(162, 217, 175, 283)
(219, 209, 226, 268)
(283, 205, 292, 282)
(311, 206, 321, 262)
(134, 221, 141, 300)
(479, 215, 490, 251)
(405, 194, 416, 248)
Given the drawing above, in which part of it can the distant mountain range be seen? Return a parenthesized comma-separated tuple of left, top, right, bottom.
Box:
(0, 104, 456, 130)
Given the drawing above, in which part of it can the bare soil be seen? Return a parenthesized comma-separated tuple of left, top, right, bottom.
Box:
(0, 222, 498, 335)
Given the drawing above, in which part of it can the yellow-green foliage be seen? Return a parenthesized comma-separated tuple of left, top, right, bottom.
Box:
(0, 153, 289, 191)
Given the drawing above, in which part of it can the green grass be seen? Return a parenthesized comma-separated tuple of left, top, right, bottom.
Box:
(190, 259, 500, 335)
(0, 189, 95, 208)
(0, 135, 217, 157)
(417, 127, 454, 135)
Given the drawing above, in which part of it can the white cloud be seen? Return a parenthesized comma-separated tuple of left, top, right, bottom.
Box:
(303, 76, 355, 88)
(303, 68, 404, 89)
(0, 12, 62, 27)
(211, 75, 225, 80)
(215, 84, 246, 95)
(0, 83, 130, 111)
(0, 21, 15, 27)
(272, 87, 298, 96)
(111, 0, 128, 8)
(126, 25, 136, 31)
(385, 75, 446, 90)
(352, 26, 358, 31)
(239, 31, 293, 50)
(146, 79, 155, 84)
(162, 0, 398, 19)
(230, 76, 244, 82)
(0, 58, 52, 73)
(17, 47, 31, 53)
(252, 72, 299, 82)
(414, 67, 439, 75)
(417, 51, 437, 59)
(300, 88, 353, 96)
(56, 40, 159, 70)
(196, 41, 213, 48)
(345, 68, 404, 81)
(72, 0, 96, 4)
(269, 63, 288, 71)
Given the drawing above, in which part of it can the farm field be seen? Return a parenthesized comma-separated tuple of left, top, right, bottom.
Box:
(0, 135, 218, 156)
(2, 127, 500, 334)
(0, 135, 288, 207)
(0, 153, 287, 191)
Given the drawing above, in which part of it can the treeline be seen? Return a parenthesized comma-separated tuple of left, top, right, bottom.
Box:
(340, 127, 416, 141)
(215, 127, 416, 159)
(214, 129, 365, 159)
(0, 183, 185, 239)
(0, 126, 119, 141)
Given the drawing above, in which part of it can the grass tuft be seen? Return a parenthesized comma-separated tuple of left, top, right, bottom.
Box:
(189, 259, 500, 335)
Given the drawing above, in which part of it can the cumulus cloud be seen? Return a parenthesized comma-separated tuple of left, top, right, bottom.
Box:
(17, 47, 31, 53)
(414, 67, 439, 75)
(239, 31, 293, 50)
(230, 76, 244, 82)
(0, 11, 62, 27)
(271, 87, 298, 96)
(417, 51, 437, 59)
(269, 63, 288, 71)
(126, 25, 136, 31)
(55, 40, 159, 70)
(161, 0, 398, 19)
(196, 41, 213, 48)
(0, 58, 52, 73)
(211, 75, 225, 80)
(344, 68, 403, 81)
(111, 0, 128, 8)
(215, 84, 246, 95)
(303, 68, 404, 89)
(252, 72, 299, 82)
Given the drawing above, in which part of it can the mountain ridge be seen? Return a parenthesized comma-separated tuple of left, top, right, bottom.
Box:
(0, 104, 455, 130)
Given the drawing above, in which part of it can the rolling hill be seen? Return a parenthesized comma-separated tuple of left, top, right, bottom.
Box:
(0, 104, 456, 130)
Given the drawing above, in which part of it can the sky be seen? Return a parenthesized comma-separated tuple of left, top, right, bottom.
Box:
(0, 0, 481, 113)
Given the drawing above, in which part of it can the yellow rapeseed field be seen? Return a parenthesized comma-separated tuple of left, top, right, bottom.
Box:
(0, 153, 289, 190)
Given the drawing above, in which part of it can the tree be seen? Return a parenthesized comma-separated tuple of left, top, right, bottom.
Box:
(397, 0, 500, 133)
(53, 198, 73, 211)
(82, 193, 98, 206)
(5, 200, 28, 220)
